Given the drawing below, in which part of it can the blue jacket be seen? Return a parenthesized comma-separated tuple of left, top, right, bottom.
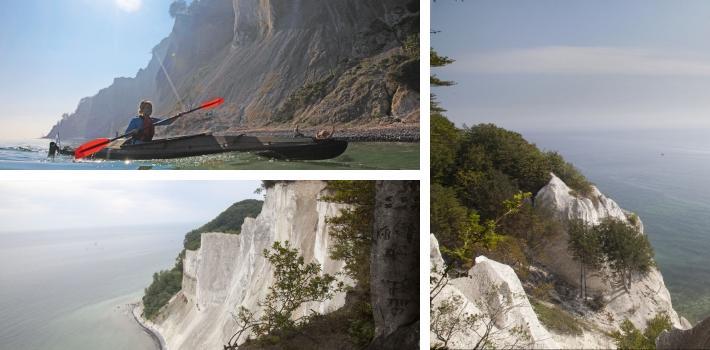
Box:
(125, 116, 162, 135)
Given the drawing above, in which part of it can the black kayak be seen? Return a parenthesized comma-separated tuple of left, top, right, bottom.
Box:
(61, 133, 348, 161)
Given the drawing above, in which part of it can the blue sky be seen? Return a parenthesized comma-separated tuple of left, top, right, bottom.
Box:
(0, 181, 262, 232)
(0, 0, 178, 139)
(432, 0, 710, 132)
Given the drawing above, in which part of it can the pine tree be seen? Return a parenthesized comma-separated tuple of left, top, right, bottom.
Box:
(567, 219, 604, 299)
(595, 218, 654, 291)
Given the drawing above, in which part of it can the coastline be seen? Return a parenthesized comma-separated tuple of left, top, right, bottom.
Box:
(220, 125, 421, 142)
(132, 303, 167, 350)
(47, 124, 421, 143)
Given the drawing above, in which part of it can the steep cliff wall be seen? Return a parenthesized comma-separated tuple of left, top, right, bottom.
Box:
(46, 0, 419, 140)
(141, 181, 349, 350)
(431, 175, 689, 349)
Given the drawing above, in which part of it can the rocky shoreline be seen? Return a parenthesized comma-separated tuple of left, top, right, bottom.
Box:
(194, 125, 420, 143)
(131, 304, 166, 350)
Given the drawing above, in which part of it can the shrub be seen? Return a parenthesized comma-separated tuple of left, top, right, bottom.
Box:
(142, 265, 183, 320)
(531, 301, 583, 336)
(610, 313, 672, 349)
(322, 181, 375, 290)
(228, 241, 343, 347)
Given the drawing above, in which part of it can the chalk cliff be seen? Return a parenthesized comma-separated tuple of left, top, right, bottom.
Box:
(46, 0, 419, 140)
(140, 181, 348, 350)
(535, 174, 687, 331)
(431, 174, 689, 349)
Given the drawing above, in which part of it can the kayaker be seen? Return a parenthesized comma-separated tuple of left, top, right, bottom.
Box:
(48, 142, 59, 158)
(125, 100, 161, 144)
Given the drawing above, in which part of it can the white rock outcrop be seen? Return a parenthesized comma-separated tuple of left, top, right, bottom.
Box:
(142, 181, 348, 350)
(535, 174, 686, 331)
(431, 174, 690, 349)
(430, 236, 560, 349)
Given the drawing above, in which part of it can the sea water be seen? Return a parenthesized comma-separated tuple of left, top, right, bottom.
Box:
(525, 128, 710, 324)
(0, 224, 191, 350)
(0, 139, 419, 170)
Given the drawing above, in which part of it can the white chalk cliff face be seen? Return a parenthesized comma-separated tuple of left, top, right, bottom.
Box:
(143, 181, 348, 350)
(431, 174, 689, 349)
(430, 236, 559, 349)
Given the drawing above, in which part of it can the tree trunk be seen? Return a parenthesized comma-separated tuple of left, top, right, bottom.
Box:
(579, 262, 584, 299)
(368, 181, 420, 349)
(582, 264, 586, 300)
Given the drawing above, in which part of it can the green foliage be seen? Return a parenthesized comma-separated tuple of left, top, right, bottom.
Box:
(430, 117, 595, 270)
(568, 219, 604, 298)
(458, 124, 552, 195)
(322, 181, 375, 289)
(431, 48, 455, 113)
(402, 33, 419, 58)
(431, 114, 461, 183)
(431, 48, 455, 87)
(142, 265, 183, 320)
(546, 152, 594, 197)
(184, 199, 263, 250)
(531, 301, 583, 336)
(497, 203, 562, 256)
(430, 184, 478, 252)
(388, 57, 419, 92)
(435, 190, 530, 269)
(610, 313, 672, 349)
(230, 241, 343, 346)
(345, 299, 375, 347)
(594, 218, 655, 290)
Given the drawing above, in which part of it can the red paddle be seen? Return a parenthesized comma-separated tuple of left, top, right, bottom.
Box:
(74, 97, 225, 159)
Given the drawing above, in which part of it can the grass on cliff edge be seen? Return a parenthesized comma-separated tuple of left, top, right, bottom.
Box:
(531, 300, 584, 336)
(183, 199, 263, 251)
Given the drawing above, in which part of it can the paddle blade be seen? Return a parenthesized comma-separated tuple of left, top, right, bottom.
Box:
(200, 97, 224, 110)
(74, 138, 110, 159)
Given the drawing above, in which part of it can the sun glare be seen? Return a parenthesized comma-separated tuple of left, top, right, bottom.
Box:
(115, 0, 142, 13)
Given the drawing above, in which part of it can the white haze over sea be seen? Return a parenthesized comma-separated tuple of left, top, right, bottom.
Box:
(524, 128, 710, 323)
(0, 224, 191, 350)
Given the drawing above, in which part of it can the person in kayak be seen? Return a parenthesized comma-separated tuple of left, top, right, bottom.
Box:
(125, 100, 161, 144)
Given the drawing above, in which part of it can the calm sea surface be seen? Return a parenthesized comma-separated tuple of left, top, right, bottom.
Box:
(525, 128, 710, 323)
(0, 224, 190, 350)
(0, 139, 419, 170)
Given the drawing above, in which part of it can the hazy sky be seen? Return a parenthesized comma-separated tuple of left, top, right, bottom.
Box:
(432, 0, 710, 132)
(0, 181, 262, 232)
(0, 0, 178, 139)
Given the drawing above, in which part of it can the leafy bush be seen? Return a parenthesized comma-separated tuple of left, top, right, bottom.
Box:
(228, 241, 343, 347)
(610, 313, 672, 349)
(142, 265, 183, 320)
(431, 113, 461, 183)
(322, 181, 375, 290)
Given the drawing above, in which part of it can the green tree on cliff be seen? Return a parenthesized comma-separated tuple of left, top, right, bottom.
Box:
(595, 218, 655, 291)
(227, 241, 343, 348)
(567, 219, 604, 299)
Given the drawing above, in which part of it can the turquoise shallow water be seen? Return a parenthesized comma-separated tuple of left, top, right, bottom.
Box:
(0, 139, 419, 170)
(525, 128, 710, 324)
(0, 224, 190, 350)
